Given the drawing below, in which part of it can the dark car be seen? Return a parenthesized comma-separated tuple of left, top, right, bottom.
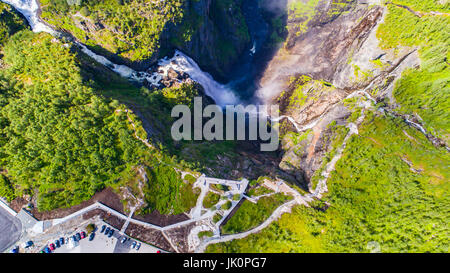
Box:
(44, 247, 51, 253)
(54, 240, 60, 248)
(100, 225, 106, 233)
(105, 227, 110, 235)
(24, 241, 34, 248)
(59, 237, 64, 245)
(10, 247, 19, 253)
(76, 233, 81, 241)
(80, 231, 86, 239)
(72, 235, 78, 242)
(131, 241, 136, 249)
(89, 232, 95, 241)
(49, 243, 56, 251)
(108, 229, 114, 238)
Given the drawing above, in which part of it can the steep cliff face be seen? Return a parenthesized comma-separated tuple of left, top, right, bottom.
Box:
(164, 0, 251, 81)
(263, 0, 432, 188)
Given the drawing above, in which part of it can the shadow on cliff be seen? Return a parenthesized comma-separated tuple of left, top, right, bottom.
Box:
(225, 0, 289, 103)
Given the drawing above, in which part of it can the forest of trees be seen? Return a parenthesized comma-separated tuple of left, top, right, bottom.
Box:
(0, 3, 200, 213)
(40, 0, 186, 62)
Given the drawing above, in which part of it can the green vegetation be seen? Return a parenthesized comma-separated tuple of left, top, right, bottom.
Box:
(0, 31, 146, 210)
(207, 112, 449, 252)
(310, 121, 350, 190)
(377, 3, 450, 142)
(287, 0, 354, 37)
(86, 223, 96, 234)
(222, 200, 232, 210)
(0, 174, 15, 202)
(280, 75, 335, 113)
(0, 3, 28, 46)
(212, 213, 222, 223)
(288, 0, 320, 36)
(142, 165, 198, 215)
(0, 10, 199, 213)
(40, 0, 185, 62)
(221, 194, 291, 235)
(247, 185, 273, 197)
(198, 230, 214, 238)
(203, 191, 221, 209)
(210, 183, 229, 193)
(389, 0, 450, 12)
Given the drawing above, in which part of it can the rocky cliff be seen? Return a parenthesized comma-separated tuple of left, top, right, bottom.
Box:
(262, 0, 435, 189)
(163, 0, 252, 81)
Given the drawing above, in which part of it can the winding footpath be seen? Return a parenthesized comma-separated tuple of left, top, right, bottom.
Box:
(2, 0, 447, 253)
(385, 2, 450, 18)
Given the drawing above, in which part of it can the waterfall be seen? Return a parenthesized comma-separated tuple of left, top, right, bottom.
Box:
(1, 0, 239, 107)
(1, 0, 55, 34)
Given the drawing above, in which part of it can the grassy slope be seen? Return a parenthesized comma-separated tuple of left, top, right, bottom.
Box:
(221, 194, 291, 235)
(207, 2, 449, 253)
(207, 112, 449, 253)
(377, 2, 450, 142)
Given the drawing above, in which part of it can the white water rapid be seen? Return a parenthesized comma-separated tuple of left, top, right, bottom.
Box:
(1, 0, 239, 107)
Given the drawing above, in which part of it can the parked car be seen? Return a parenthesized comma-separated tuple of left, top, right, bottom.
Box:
(131, 241, 136, 249)
(72, 235, 78, 242)
(10, 246, 18, 253)
(120, 237, 127, 244)
(44, 247, 51, 253)
(89, 232, 95, 241)
(49, 243, 56, 251)
(76, 233, 81, 241)
(135, 242, 141, 250)
(59, 237, 64, 245)
(105, 227, 110, 235)
(108, 229, 114, 238)
(24, 241, 33, 248)
(54, 240, 60, 248)
(80, 231, 86, 239)
(156, 250, 161, 253)
(100, 225, 106, 233)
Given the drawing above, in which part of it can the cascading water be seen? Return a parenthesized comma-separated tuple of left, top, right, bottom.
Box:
(1, 0, 239, 107)
(1, 0, 55, 34)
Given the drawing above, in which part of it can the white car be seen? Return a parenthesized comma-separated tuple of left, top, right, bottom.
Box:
(120, 237, 127, 244)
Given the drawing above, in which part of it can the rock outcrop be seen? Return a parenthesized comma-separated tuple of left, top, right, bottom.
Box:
(162, 0, 252, 81)
(260, 1, 423, 188)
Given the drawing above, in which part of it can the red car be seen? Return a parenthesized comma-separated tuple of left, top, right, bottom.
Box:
(49, 243, 56, 251)
(80, 231, 86, 239)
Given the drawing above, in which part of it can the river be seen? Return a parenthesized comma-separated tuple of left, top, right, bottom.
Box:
(1, 0, 252, 106)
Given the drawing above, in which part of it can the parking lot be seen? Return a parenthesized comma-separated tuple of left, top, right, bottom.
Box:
(50, 223, 163, 253)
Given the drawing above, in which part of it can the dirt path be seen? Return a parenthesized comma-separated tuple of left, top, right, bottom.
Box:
(386, 2, 450, 17)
